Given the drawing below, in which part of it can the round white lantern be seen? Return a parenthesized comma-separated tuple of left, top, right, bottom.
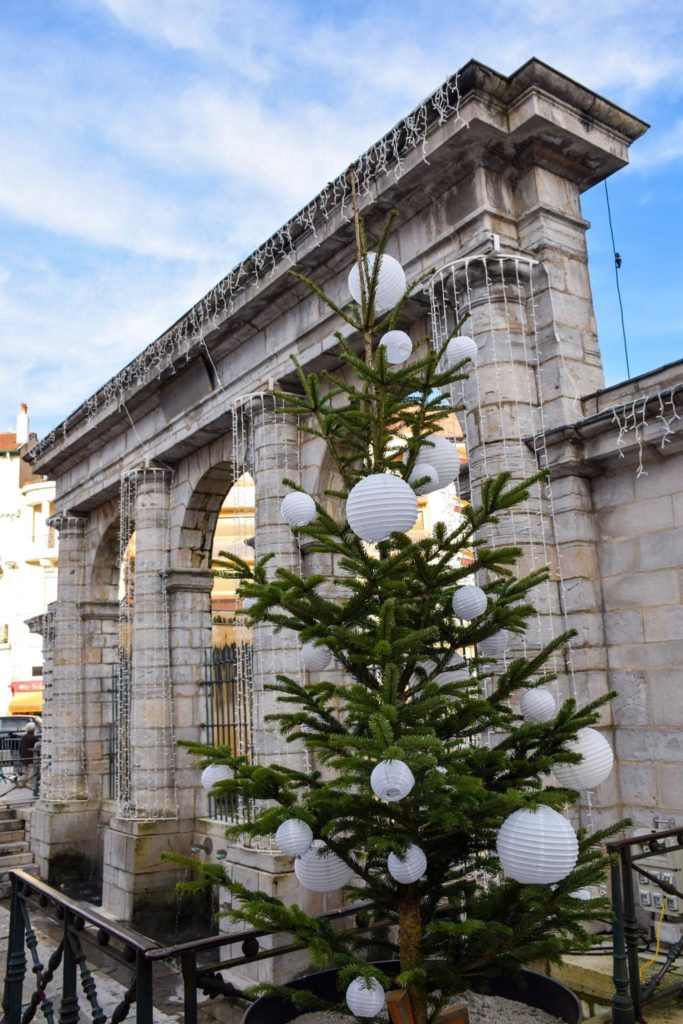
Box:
(370, 759, 415, 802)
(497, 805, 579, 884)
(241, 596, 258, 610)
(452, 585, 487, 621)
(275, 819, 314, 857)
(479, 630, 511, 658)
(520, 687, 557, 723)
(294, 840, 354, 892)
(409, 435, 460, 491)
(445, 335, 478, 365)
(553, 727, 614, 790)
(345, 977, 386, 1018)
(348, 252, 406, 313)
(380, 330, 413, 364)
(201, 764, 233, 792)
(388, 844, 427, 884)
(571, 888, 593, 901)
(300, 641, 332, 672)
(281, 492, 316, 528)
(436, 653, 470, 686)
(408, 462, 439, 495)
(346, 474, 418, 543)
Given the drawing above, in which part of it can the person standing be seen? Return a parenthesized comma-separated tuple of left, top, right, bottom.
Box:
(18, 722, 38, 789)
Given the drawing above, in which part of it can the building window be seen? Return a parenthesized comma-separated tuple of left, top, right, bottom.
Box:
(0, 624, 8, 645)
(31, 665, 43, 677)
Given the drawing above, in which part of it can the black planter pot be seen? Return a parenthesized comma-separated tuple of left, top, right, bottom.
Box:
(242, 961, 582, 1024)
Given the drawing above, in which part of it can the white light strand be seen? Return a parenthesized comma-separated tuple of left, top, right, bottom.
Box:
(28, 74, 469, 466)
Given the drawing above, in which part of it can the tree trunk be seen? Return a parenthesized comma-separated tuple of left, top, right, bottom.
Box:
(398, 894, 428, 1024)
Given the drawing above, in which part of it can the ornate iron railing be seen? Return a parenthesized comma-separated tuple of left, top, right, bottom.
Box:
(608, 824, 683, 1023)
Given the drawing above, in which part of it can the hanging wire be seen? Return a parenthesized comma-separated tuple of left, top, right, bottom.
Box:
(604, 180, 631, 379)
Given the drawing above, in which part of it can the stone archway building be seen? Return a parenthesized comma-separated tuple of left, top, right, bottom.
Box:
(25, 60, 683, 946)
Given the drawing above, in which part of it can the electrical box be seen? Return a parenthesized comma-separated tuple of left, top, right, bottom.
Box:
(632, 824, 683, 941)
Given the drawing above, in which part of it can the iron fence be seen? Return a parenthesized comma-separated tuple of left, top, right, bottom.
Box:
(203, 644, 253, 822)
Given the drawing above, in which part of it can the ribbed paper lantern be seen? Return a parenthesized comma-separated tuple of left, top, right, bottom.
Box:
(275, 819, 313, 857)
(241, 596, 258, 610)
(410, 435, 460, 490)
(380, 330, 413, 364)
(445, 335, 478, 365)
(436, 653, 470, 686)
(294, 840, 354, 892)
(370, 759, 415, 801)
(388, 844, 427, 884)
(348, 252, 406, 313)
(452, 585, 487, 621)
(281, 492, 316, 528)
(409, 462, 439, 495)
(571, 888, 593, 901)
(346, 474, 418, 542)
(479, 630, 511, 658)
(300, 641, 332, 672)
(201, 764, 233, 791)
(345, 977, 386, 1018)
(497, 805, 579, 884)
(553, 728, 614, 790)
(520, 687, 557, 723)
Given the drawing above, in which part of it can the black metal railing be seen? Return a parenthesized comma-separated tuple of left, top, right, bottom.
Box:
(608, 825, 683, 1023)
(2, 868, 377, 1024)
(203, 644, 253, 822)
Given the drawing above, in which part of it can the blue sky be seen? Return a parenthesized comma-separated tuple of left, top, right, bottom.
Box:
(1, 0, 682, 439)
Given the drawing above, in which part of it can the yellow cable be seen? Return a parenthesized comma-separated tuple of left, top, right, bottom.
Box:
(640, 899, 667, 978)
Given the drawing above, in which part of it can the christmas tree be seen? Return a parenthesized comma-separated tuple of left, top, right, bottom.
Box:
(181, 210, 618, 1024)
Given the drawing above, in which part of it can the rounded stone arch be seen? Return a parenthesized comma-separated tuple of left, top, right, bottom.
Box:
(88, 504, 123, 603)
(174, 460, 239, 570)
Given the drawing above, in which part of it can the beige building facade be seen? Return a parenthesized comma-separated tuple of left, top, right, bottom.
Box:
(22, 59, 683, 954)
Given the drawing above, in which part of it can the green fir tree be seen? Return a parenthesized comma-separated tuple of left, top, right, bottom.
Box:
(177, 211, 619, 1024)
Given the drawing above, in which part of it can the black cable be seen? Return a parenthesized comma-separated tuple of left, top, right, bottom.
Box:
(604, 180, 632, 379)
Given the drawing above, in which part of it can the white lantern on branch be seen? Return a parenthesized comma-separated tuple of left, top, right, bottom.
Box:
(345, 977, 386, 1018)
(275, 819, 314, 858)
(445, 335, 478, 365)
(553, 728, 614, 790)
(201, 764, 233, 792)
(348, 252, 406, 312)
(370, 759, 415, 801)
(520, 687, 557, 723)
(281, 492, 316, 528)
(346, 474, 418, 543)
(300, 641, 332, 672)
(294, 840, 354, 891)
(380, 330, 413, 364)
(388, 844, 427, 884)
(496, 805, 578, 884)
(452, 585, 487, 621)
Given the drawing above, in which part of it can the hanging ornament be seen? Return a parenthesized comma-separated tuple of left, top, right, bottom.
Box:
(379, 330, 413, 364)
(452, 585, 487, 620)
(520, 687, 557, 723)
(445, 335, 478, 365)
(370, 759, 415, 802)
(388, 844, 427, 884)
(571, 888, 593, 901)
(345, 977, 386, 1018)
(346, 474, 418, 543)
(408, 462, 439, 495)
(496, 805, 579, 884)
(281, 492, 316, 528)
(436, 653, 470, 686)
(300, 641, 332, 672)
(294, 840, 354, 892)
(408, 435, 460, 491)
(201, 764, 233, 792)
(241, 596, 258, 610)
(275, 819, 314, 858)
(348, 252, 406, 313)
(479, 630, 511, 658)
(553, 728, 614, 790)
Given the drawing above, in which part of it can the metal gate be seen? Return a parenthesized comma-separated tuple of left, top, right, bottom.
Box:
(203, 644, 253, 822)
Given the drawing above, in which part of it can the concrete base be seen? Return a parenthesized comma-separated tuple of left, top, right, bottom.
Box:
(101, 814, 197, 928)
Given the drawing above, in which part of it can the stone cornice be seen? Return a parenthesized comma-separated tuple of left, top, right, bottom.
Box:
(164, 568, 213, 594)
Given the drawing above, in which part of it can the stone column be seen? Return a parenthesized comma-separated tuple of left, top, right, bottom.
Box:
(30, 514, 102, 882)
(251, 400, 308, 774)
(78, 600, 119, 802)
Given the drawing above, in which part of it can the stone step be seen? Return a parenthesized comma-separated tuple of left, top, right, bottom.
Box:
(0, 817, 23, 832)
(0, 842, 30, 861)
(0, 852, 34, 875)
(0, 829, 25, 843)
(0, 808, 18, 820)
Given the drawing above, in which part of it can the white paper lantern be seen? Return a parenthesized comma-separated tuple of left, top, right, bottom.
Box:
(436, 653, 470, 686)
(241, 596, 258, 610)
(345, 977, 386, 1018)
(201, 764, 233, 792)
(553, 728, 614, 790)
(408, 462, 439, 495)
(275, 819, 314, 857)
(301, 641, 332, 672)
(346, 474, 418, 543)
(281, 492, 316, 528)
(479, 630, 511, 658)
(348, 252, 406, 313)
(370, 759, 415, 802)
(497, 805, 579, 884)
(571, 888, 593, 901)
(388, 844, 427, 884)
(380, 330, 413, 364)
(520, 687, 557, 723)
(452, 585, 487, 621)
(409, 435, 460, 491)
(445, 335, 478, 365)
(294, 840, 354, 892)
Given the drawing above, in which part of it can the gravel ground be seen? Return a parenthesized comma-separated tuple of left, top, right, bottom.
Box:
(296, 990, 565, 1023)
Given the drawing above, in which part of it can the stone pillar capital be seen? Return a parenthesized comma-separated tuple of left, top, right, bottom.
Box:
(164, 567, 213, 594)
(78, 600, 120, 621)
(46, 511, 89, 533)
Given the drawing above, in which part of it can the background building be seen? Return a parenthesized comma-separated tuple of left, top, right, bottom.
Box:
(0, 404, 56, 717)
